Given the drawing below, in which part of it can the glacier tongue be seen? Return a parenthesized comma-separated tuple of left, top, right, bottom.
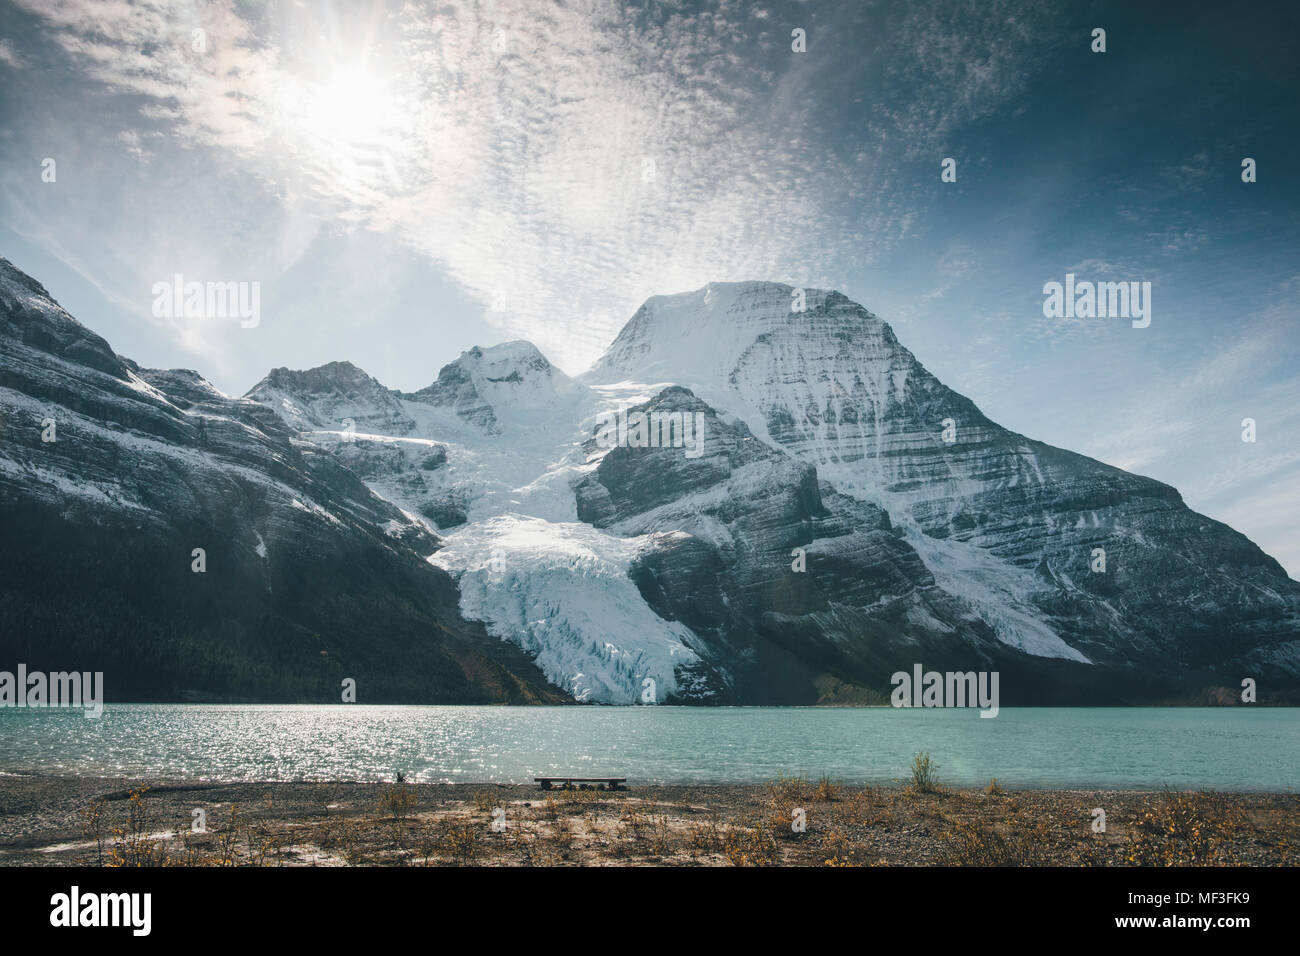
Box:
(430, 515, 701, 703)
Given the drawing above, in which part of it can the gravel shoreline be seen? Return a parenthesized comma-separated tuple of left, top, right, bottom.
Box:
(1, 774, 1294, 866)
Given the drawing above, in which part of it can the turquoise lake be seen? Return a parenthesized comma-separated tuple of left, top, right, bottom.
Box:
(0, 705, 1296, 790)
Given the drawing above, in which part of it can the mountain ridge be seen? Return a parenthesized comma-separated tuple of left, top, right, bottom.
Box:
(3, 259, 1296, 704)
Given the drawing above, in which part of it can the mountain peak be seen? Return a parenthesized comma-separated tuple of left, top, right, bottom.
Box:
(439, 340, 562, 386)
(254, 360, 378, 391)
(584, 280, 893, 390)
(406, 339, 578, 432)
(0, 256, 56, 302)
(246, 360, 412, 434)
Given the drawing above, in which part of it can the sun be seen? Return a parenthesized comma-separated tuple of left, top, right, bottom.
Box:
(272, 56, 422, 202)
(297, 65, 396, 150)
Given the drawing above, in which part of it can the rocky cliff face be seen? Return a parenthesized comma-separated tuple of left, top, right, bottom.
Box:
(3, 260, 1296, 704)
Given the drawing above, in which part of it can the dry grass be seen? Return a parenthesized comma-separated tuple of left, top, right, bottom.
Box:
(10, 777, 1288, 868)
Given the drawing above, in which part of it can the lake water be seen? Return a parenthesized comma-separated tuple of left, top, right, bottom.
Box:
(0, 705, 1295, 790)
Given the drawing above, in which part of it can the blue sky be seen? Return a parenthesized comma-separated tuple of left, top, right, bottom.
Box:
(1, 0, 1297, 576)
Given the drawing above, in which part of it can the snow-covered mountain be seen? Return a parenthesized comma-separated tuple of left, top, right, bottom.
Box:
(3, 259, 1296, 703)
(588, 282, 1300, 687)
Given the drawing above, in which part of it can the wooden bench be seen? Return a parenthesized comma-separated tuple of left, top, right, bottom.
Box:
(534, 776, 627, 791)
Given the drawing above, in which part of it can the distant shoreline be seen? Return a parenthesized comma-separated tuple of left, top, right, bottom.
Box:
(4, 700, 1297, 708)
